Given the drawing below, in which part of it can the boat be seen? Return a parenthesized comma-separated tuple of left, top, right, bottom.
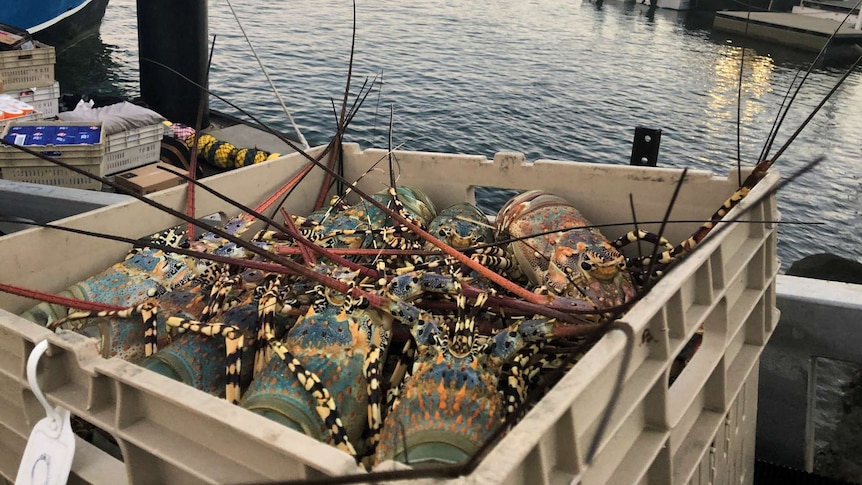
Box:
(1, 0, 110, 47)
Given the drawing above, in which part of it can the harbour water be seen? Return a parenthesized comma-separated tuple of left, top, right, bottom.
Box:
(54, 0, 862, 270)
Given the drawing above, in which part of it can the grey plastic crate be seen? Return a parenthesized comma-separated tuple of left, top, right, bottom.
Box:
(0, 143, 779, 484)
(0, 42, 55, 93)
(0, 121, 106, 190)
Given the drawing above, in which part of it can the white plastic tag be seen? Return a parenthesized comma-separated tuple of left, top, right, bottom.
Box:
(15, 340, 75, 485)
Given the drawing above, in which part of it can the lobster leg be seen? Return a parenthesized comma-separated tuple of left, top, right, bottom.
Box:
(611, 230, 673, 255)
(263, 329, 359, 458)
(51, 301, 160, 357)
(362, 344, 385, 458)
(199, 269, 243, 323)
(384, 337, 415, 410)
(500, 342, 544, 423)
(629, 162, 771, 269)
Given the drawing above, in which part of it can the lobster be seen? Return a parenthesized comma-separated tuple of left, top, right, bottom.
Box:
(239, 267, 391, 460)
(427, 202, 494, 252)
(483, 190, 642, 310)
(370, 272, 559, 466)
(290, 185, 438, 256)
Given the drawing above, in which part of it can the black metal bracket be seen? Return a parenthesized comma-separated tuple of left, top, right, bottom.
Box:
(630, 127, 662, 167)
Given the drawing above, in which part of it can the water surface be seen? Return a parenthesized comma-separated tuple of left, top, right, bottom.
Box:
(55, 0, 862, 269)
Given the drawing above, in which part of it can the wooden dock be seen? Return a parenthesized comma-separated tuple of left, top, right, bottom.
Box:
(714, 11, 862, 52)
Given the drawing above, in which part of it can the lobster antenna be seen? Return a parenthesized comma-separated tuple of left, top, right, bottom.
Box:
(317, 141, 411, 223)
(691, 156, 826, 258)
(373, 69, 384, 146)
(186, 33, 217, 240)
(627, 193, 648, 290)
(258, 74, 378, 234)
(734, 8, 752, 187)
(760, 0, 862, 161)
(224, 0, 309, 149)
(0, 217, 296, 276)
(757, 67, 803, 163)
(769, 51, 862, 164)
(317, 80, 374, 205)
(388, 106, 397, 191)
(726, 0, 766, 8)
(314, 0, 359, 208)
(642, 169, 688, 291)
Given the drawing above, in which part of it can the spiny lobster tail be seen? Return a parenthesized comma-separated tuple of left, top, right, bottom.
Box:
(312, 0, 362, 211)
(0, 281, 127, 316)
(264, 331, 358, 458)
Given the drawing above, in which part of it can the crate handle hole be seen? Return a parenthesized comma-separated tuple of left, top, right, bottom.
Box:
(669, 325, 704, 387)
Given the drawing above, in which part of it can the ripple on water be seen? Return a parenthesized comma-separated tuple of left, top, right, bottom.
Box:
(66, 0, 862, 269)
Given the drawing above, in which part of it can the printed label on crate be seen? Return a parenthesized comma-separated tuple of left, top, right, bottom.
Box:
(4, 125, 32, 145)
(28, 127, 52, 146)
(75, 126, 101, 144)
(53, 126, 79, 145)
(3, 124, 101, 146)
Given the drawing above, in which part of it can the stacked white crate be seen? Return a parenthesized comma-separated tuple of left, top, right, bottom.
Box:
(0, 42, 163, 182)
(0, 121, 106, 190)
(7, 82, 60, 118)
(101, 122, 167, 176)
(0, 42, 58, 120)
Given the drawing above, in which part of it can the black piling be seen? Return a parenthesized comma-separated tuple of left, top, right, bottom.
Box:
(136, 0, 209, 127)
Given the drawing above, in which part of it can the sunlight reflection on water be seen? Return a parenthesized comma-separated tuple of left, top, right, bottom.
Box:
(60, 0, 862, 269)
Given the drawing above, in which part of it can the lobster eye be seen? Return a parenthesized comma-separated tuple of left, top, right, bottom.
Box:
(581, 261, 594, 271)
(474, 235, 485, 244)
(617, 261, 627, 270)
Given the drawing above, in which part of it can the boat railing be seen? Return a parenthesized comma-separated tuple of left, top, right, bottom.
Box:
(758, 274, 862, 475)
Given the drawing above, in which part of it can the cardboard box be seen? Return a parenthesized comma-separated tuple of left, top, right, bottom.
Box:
(113, 162, 186, 195)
